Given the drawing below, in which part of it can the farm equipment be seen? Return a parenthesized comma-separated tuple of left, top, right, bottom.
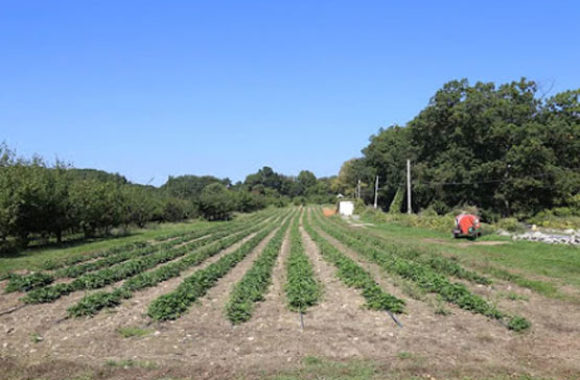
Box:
(453, 213, 482, 239)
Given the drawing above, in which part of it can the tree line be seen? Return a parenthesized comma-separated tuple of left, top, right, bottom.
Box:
(0, 145, 335, 249)
(334, 78, 579, 221)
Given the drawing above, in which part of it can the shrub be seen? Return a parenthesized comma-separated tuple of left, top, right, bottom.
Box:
(496, 217, 524, 233)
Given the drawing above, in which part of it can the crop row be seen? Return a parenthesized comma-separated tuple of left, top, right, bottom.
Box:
(284, 212, 321, 313)
(66, 214, 282, 318)
(41, 241, 149, 270)
(147, 216, 289, 321)
(153, 210, 274, 242)
(225, 216, 292, 324)
(4, 272, 54, 293)
(5, 241, 150, 293)
(316, 211, 490, 285)
(8, 212, 278, 294)
(311, 211, 530, 331)
(22, 218, 266, 305)
(54, 213, 276, 279)
(303, 213, 405, 313)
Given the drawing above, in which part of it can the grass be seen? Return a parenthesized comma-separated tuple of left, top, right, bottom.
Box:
(116, 326, 152, 338)
(499, 291, 530, 301)
(0, 220, 210, 276)
(104, 359, 158, 369)
(271, 356, 377, 380)
(267, 355, 555, 380)
(357, 214, 580, 301)
(29, 332, 43, 343)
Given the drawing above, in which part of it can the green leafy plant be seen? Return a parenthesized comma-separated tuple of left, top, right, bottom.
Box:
(148, 214, 291, 321)
(225, 217, 291, 323)
(285, 213, 321, 313)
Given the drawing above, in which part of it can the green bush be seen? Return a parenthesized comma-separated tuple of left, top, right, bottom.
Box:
(496, 217, 524, 233)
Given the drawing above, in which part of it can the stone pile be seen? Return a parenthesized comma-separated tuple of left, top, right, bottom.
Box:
(511, 230, 580, 246)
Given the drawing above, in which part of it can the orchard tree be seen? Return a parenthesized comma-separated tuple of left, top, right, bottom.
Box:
(198, 183, 235, 221)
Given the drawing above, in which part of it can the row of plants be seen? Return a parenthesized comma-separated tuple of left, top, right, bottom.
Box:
(315, 211, 491, 285)
(22, 219, 265, 304)
(311, 211, 530, 331)
(303, 213, 405, 314)
(284, 212, 321, 313)
(4, 272, 54, 293)
(42, 241, 150, 270)
(8, 230, 213, 293)
(8, 210, 280, 294)
(66, 214, 283, 318)
(54, 214, 268, 279)
(147, 215, 290, 321)
(224, 216, 292, 323)
(5, 241, 151, 293)
(152, 209, 270, 242)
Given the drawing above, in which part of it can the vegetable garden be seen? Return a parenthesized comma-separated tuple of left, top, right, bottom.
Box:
(2, 205, 575, 380)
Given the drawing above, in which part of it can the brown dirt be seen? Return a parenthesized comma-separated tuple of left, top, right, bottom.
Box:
(0, 215, 579, 380)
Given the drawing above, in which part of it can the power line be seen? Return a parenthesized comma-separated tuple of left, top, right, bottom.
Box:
(411, 172, 567, 186)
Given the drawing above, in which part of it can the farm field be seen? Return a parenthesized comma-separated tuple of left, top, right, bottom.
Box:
(0, 207, 579, 380)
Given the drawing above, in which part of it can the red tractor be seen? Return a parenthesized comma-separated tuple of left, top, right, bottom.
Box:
(453, 213, 482, 239)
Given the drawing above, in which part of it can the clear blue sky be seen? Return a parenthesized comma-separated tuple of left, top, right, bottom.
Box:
(2, 1, 579, 186)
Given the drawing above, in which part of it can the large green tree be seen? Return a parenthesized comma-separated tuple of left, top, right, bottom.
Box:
(350, 78, 579, 219)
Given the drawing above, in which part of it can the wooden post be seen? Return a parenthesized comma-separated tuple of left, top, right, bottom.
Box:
(407, 160, 411, 214)
(373, 176, 379, 209)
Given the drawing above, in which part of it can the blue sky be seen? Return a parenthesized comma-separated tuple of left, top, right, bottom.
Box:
(1, 1, 579, 186)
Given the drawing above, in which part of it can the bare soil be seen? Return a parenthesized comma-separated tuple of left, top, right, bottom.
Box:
(0, 220, 579, 380)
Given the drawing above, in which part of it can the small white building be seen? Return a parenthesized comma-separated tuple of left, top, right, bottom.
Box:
(338, 201, 354, 216)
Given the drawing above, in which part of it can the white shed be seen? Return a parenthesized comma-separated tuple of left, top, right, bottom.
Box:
(338, 201, 354, 216)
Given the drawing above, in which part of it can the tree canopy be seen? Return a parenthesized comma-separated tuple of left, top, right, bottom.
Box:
(341, 78, 579, 220)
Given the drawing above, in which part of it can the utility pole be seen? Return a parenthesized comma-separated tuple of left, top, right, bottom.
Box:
(406, 159, 412, 214)
(373, 175, 379, 209)
(357, 179, 361, 199)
